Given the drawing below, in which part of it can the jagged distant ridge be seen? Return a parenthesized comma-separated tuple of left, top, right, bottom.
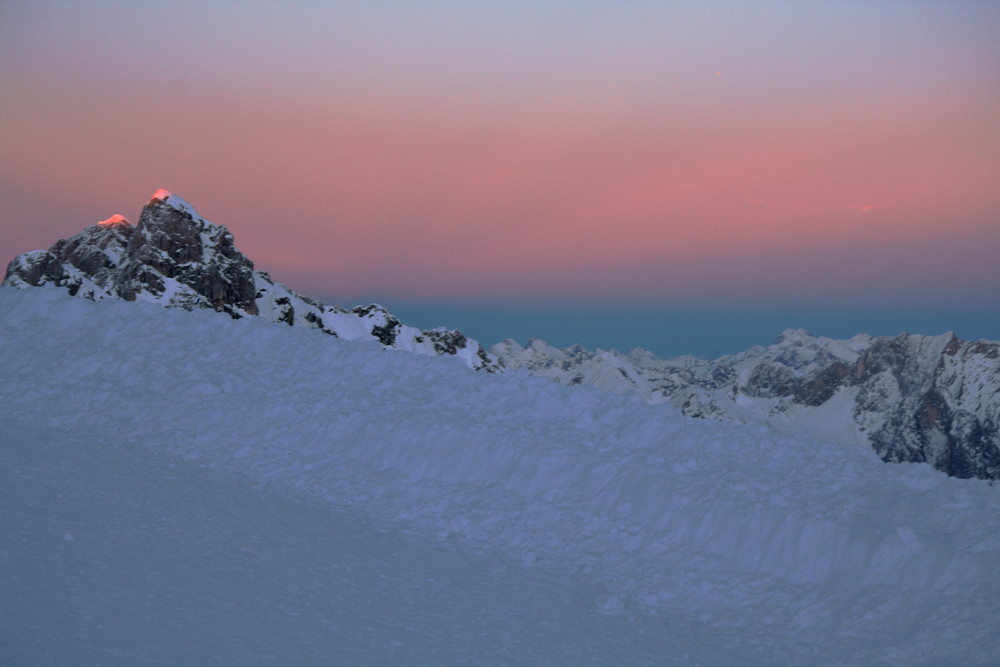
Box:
(493, 330, 1000, 480)
(3, 189, 502, 371)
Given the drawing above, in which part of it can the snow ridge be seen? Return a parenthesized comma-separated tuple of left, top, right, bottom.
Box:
(2, 288, 998, 665)
(2, 190, 501, 371)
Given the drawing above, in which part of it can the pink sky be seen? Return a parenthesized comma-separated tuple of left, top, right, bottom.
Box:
(1, 1, 998, 307)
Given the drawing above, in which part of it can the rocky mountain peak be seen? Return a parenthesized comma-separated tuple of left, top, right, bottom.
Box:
(114, 189, 260, 315)
(3, 190, 501, 372)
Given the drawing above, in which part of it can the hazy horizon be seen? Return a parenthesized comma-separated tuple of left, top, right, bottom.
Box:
(320, 298, 1000, 359)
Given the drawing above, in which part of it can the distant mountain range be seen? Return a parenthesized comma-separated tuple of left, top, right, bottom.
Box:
(5, 190, 997, 479)
(493, 330, 999, 480)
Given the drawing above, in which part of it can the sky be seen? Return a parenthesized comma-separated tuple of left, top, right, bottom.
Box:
(1, 1, 998, 356)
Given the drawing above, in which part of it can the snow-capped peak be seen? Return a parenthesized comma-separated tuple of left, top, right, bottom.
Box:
(148, 188, 202, 220)
(3, 191, 502, 372)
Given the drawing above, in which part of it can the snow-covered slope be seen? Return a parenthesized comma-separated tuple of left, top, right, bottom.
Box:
(2, 288, 999, 665)
(494, 329, 1000, 480)
(3, 189, 500, 371)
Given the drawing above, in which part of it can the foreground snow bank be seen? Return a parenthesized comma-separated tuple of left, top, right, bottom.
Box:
(2, 288, 998, 665)
(4, 419, 688, 665)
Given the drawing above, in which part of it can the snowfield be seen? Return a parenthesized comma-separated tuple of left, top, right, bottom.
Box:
(2, 287, 999, 665)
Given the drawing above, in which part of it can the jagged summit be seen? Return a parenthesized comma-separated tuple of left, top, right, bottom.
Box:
(3, 190, 502, 371)
(147, 188, 203, 219)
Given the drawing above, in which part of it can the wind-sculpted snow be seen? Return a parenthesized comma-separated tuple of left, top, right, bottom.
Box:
(494, 330, 1000, 480)
(2, 189, 500, 371)
(2, 289, 999, 664)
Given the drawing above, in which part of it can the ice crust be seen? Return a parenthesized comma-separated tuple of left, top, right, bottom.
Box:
(2, 288, 999, 665)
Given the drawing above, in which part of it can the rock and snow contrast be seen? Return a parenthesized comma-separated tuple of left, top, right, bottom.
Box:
(3, 191, 999, 663)
(8, 189, 996, 481)
(2, 288, 999, 664)
(493, 329, 1000, 480)
(3, 189, 501, 372)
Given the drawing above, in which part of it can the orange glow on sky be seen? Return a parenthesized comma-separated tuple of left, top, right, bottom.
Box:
(0, 1, 997, 309)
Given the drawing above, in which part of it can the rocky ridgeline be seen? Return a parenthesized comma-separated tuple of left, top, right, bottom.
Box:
(3, 190, 502, 372)
(493, 330, 1000, 480)
(6, 189, 996, 479)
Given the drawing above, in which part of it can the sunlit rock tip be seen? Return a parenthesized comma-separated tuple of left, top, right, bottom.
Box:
(97, 214, 131, 227)
(150, 188, 173, 203)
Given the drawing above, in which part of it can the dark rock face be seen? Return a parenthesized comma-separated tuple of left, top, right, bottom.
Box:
(274, 297, 294, 325)
(744, 363, 798, 398)
(353, 305, 402, 347)
(4, 195, 259, 318)
(851, 334, 999, 480)
(6, 249, 69, 288)
(3, 190, 502, 372)
(728, 333, 998, 480)
(423, 329, 468, 356)
(121, 196, 259, 317)
(6, 220, 136, 300)
(795, 361, 852, 407)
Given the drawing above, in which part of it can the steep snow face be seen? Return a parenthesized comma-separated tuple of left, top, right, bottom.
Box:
(3, 190, 501, 371)
(493, 329, 1000, 480)
(2, 288, 999, 665)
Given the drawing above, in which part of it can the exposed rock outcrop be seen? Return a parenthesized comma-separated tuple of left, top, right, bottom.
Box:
(4, 190, 502, 372)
